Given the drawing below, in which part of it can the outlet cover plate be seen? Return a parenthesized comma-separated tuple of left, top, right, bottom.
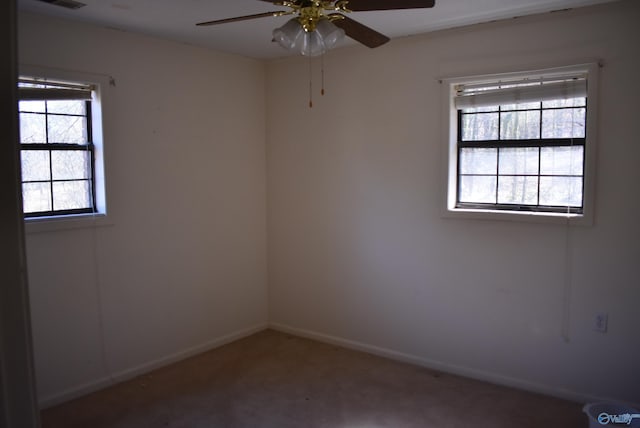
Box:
(594, 312, 608, 333)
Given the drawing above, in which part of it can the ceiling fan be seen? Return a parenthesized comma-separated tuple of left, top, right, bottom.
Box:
(196, 0, 436, 56)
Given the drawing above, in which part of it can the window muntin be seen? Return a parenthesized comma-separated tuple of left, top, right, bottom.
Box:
(454, 77, 587, 214)
(18, 78, 96, 218)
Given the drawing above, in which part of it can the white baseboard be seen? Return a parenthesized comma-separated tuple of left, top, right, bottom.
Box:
(39, 321, 636, 410)
(269, 322, 634, 407)
(39, 322, 268, 409)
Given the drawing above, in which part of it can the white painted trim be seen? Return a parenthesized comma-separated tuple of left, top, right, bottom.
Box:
(38, 323, 268, 409)
(269, 322, 638, 408)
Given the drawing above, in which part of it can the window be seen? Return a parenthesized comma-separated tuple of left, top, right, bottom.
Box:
(443, 64, 598, 222)
(18, 77, 100, 218)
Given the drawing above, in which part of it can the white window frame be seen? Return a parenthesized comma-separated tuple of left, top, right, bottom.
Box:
(19, 65, 112, 233)
(441, 63, 598, 225)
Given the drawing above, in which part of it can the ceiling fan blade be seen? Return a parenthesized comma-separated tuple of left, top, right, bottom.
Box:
(196, 11, 284, 26)
(344, 0, 435, 12)
(330, 15, 390, 48)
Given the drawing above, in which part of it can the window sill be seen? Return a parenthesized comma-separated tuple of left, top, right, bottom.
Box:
(24, 213, 113, 234)
(442, 207, 592, 226)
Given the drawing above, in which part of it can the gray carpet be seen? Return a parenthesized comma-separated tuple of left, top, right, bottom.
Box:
(41, 329, 587, 427)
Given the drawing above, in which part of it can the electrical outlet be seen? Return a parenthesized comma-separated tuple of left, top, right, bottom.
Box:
(594, 313, 608, 333)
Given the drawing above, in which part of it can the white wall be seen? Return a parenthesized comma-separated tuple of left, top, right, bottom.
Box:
(19, 13, 268, 406)
(267, 0, 640, 405)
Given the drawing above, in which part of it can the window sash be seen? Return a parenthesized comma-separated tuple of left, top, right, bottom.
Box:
(20, 144, 97, 218)
(455, 141, 586, 213)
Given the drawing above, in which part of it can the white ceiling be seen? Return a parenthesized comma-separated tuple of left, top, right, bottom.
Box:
(18, 0, 618, 59)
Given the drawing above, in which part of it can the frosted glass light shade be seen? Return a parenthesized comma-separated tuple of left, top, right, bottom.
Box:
(315, 19, 345, 50)
(300, 31, 325, 57)
(273, 18, 304, 50)
(273, 18, 345, 56)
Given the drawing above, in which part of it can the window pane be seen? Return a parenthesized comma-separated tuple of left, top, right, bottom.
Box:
(498, 176, 539, 205)
(498, 147, 539, 175)
(51, 150, 90, 180)
(19, 100, 46, 113)
(19, 113, 46, 143)
(47, 100, 86, 115)
(542, 108, 586, 138)
(461, 113, 499, 141)
(500, 110, 541, 140)
(22, 182, 52, 213)
(21, 150, 51, 181)
(540, 146, 584, 176)
(459, 176, 497, 204)
(542, 97, 586, 108)
(539, 177, 583, 207)
(52, 181, 91, 211)
(460, 148, 497, 174)
(47, 115, 87, 144)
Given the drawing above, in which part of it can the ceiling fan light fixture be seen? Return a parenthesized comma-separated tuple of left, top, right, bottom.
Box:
(198, 0, 437, 55)
(273, 17, 345, 57)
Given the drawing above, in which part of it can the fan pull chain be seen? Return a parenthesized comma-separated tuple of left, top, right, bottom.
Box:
(321, 54, 325, 96)
(309, 56, 313, 108)
(307, 56, 328, 107)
